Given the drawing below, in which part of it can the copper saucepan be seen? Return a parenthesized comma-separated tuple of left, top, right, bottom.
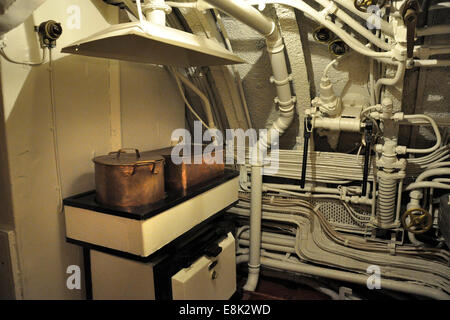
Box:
(93, 148, 165, 209)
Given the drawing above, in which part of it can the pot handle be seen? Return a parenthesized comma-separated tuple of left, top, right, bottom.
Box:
(110, 148, 141, 159)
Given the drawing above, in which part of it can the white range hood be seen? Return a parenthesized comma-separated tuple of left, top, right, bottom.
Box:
(61, 20, 245, 67)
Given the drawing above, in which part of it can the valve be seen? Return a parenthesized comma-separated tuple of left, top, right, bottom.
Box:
(401, 208, 433, 234)
(362, 120, 373, 196)
(300, 116, 313, 188)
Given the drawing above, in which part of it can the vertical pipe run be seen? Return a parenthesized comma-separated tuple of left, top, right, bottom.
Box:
(244, 163, 263, 291)
(144, 0, 167, 25)
(204, 0, 296, 292)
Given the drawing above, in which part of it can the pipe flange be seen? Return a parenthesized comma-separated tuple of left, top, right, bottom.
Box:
(270, 74, 293, 86)
(266, 41, 285, 54)
(142, 2, 172, 14)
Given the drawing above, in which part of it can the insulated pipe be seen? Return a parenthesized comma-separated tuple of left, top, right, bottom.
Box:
(260, 256, 450, 300)
(172, 69, 216, 128)
(244, 163, 263, 291)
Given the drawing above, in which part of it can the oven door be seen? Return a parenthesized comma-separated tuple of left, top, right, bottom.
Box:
(171, 232, 236, 300)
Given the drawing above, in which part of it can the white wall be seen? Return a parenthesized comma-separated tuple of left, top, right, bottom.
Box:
(0, 0, 184, 299)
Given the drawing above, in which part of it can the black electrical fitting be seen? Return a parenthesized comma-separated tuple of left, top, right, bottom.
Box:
(36, 20, 62, 48)
(362, 120, 373, 196)
(300, 116, 313, 189)
(329, 39, 348, 56)
(313, 26, 334, 43)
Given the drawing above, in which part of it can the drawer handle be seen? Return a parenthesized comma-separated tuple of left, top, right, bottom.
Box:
(208, 260, 218, 271)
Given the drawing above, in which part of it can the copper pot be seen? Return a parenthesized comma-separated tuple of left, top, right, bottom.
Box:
(93, 148, 165, 209)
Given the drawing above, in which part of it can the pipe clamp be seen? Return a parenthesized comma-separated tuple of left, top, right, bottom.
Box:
(270, 74, 293, 86)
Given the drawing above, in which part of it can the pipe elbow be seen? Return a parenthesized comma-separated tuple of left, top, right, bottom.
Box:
(243, 266, 260, 292)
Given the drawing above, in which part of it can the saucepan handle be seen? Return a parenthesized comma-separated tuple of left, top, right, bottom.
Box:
(109, 148, 141, 159)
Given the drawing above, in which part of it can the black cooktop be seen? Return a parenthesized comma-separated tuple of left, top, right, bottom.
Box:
(63, 170, 239, 221)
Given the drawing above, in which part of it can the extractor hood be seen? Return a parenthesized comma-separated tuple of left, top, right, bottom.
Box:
(61, 21, 245, 67)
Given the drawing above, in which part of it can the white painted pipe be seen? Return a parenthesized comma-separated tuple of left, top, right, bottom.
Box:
(207, 0, 393, 58)
(375, 61, 406, 103)
(263, 182, 344, 195)
(239, 239, 296, 253)
(144, 0, 167, 25)
(332, 0, 394, 36)
(136, 0, 145, 24)
(277, 0, 393, 59)
(243, 163, 263, 292)
(405, 181, 450, 191)
(314, 0, 392, 51)
(203, 0, 296, 292)
(417, 24, 450, 37)
(240, 230, 296, 247)
(260, 256, 450, 300)
(172, 69, 216, 129)
(404, 114, 442, 154)
(313, 117, 362, 132)
(414, 59, 450, 67)
(417, 45, 450, 58)
(416, 168, 450, 183)
(203, 0, 275, 37)
(426, 161, 450, 170)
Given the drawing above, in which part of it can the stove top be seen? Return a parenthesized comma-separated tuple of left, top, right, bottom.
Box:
(63, 170, 239, 221)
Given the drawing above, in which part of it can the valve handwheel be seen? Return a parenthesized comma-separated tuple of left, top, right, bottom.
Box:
(401, 208, 433, 234)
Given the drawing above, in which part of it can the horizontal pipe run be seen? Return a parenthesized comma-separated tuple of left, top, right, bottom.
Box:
(260, 256, 450, 300)
(417, 24, 450, 37)
(414, 59, 450, 67)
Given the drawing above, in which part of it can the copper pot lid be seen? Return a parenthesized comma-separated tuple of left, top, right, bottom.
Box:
(93, 148, 164, 166)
